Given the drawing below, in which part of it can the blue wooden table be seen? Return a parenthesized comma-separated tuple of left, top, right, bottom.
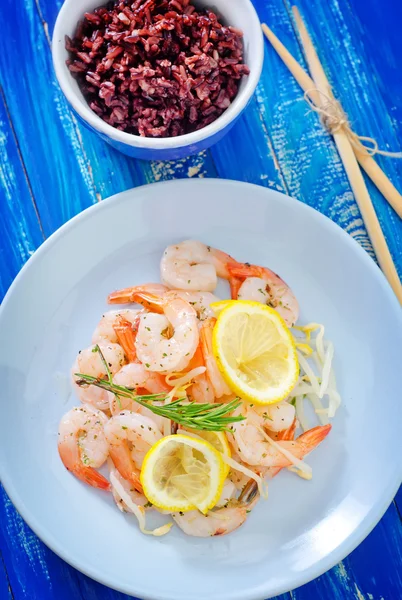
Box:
(1, 0, 401, 598)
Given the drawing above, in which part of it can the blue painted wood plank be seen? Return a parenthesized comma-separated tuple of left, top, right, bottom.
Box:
(0, 1, 401, 600)
(0, 0, 98, 232)
(0, 486, 84, 600)
(347, 0, 402, 132)
(0, 484, 142, 600)
(344, 0, 402, 518)
(0, 0, 218, 240)
(211, 96, 285, 191)
(0, 552, 12, 600)
(292, 501, 402, 600)
(253, 0, 374, 255)
(285, 0, 402, 272)
(0, 90, 44, 301)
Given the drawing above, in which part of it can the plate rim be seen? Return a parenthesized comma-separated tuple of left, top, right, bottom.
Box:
(1, 178, 401, 600)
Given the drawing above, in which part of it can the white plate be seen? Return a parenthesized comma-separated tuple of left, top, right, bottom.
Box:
(0, 179, 401, 600)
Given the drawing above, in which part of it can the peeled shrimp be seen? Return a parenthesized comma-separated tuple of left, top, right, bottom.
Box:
(111, 363, 171, 430)
(172, 505, 247, 537)
(108, 284, 220, 323)
(252, 401, 296, 433)
(171, 291, 220, 321)
(230, 264, 299, 328)
(160, 240, 240, 292)
(131, 292, 199, 373)
(172, 479, 259, 537)
(215, 479, 237, 508)
(72, 343, 125, 410)
(228, 406, 331, 467)
(58, 405, 110, 490)
(92, 309, 141, 345)
(200, 318, 232, 398)
(104, 411, 162, 491)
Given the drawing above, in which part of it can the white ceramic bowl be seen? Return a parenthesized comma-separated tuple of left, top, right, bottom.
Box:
(52, 0, 264, 160)
(1, 179, 401, 600)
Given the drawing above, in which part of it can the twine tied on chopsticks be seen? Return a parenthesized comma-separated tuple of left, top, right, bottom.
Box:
(304, 88, 402, 158)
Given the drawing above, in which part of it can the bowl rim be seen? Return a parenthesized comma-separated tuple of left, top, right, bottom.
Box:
(51, 0, 264, 149)
(1, 179, 401, 600)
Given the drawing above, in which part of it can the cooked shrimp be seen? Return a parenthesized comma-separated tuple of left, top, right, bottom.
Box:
(72, 343, 125, 410)
(112, 314, 142, 363)
(92, 309, 141, 345)
(229, 264, 299, 327)
(108, 283, 168, 304)
(172, 505, 247, 537)
(252, 401, 296, 433)
(109, 284, 220, 323)
(160, 240, 240, 292)
(58, 405, 110, 490)
(228, 406, 331, 467)
(111, 363, 171, 430)
(131, 292, 199, 373)
(200, 318, 232, 398)
(172, 291, 220, 321)
(185, 344, 215, 404)
(215, 479, 237, 507)
(108, 460, 149, 512)
(104, 411, 162, 492)
(172, 479, 259, 537)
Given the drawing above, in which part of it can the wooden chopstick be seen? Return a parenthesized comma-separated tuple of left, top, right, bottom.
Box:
(356, 153, 402, 219)
(262, 21, 402, 221)
(261, 18, 402, 304)
(262, 21, 402, 219)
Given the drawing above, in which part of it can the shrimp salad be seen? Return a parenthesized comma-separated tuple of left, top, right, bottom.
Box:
(58, 240, 341, 538)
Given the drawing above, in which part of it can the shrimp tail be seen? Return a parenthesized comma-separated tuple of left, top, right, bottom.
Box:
(228, 263, 262, 279)
(108, 284, 167, 306)
(276, 417, 297, 441)
(229, 276, 243, 300)
(109, 446, 144, 494)
(108, 287, 142, 304)
(77, 466, 111, 491)
(113, 316, 139, 363)
(58, 446, 111, 491)
(297, 423, 332, 450)
(109, 290, 165, 314)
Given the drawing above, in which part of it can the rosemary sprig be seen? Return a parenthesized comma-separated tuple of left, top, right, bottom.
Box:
(92, 344, 113, 383)
(75, 373, 245, 431)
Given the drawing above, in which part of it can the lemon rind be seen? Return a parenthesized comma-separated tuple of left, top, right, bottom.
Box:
(212, 301, 299, 406)
(140, 434, 226, 514)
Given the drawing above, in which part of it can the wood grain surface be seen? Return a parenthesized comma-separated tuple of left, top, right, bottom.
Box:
(0, 0, 401, 598)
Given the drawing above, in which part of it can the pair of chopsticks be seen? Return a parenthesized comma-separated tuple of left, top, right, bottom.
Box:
(262, 8, 402, 304)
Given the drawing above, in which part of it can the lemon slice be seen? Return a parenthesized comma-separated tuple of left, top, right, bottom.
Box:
(182, 429, 231, 476)
(140, 434, 226, 514)
(212, 300, 299, 405)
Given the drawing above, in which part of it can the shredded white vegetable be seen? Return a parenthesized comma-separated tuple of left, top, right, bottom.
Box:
(295, 396, 309, 431)
(221, 455, 269, 500)
(110, 472, 173, 536)
(307, 394, 329, 426)
(256, 425, 313, 480)
(165, 367, 206, 388)
(291, 324, 341, 431)
(319, 342, 334, 399)
(297, 351, 321, 395)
